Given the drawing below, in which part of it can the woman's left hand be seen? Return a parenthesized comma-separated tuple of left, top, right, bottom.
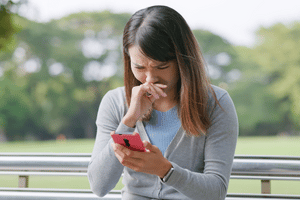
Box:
(111, 138, 172, 178)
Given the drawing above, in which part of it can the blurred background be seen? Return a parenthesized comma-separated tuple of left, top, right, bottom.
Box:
(1, 0, 300, 142)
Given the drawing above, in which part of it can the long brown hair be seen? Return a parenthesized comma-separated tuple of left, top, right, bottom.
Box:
(123, 5, 218, 136)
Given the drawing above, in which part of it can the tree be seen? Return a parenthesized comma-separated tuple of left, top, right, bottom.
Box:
(228, 22, 300, 136)
(228, 46, 282, 136)
(252, 22, 300, 134)
(0, 11, 129, 140)
(0, 0, 27, 51)
(0, 0, 30, 141)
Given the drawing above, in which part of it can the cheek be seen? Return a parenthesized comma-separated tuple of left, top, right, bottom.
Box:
(166, 69, 179, 83)
(132, 70, 145, 83)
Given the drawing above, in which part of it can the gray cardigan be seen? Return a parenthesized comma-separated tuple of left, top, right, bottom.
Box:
(88, 85, 238, 200)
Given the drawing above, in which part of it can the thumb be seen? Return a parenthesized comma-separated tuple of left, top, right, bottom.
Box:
(143, 141, 155, 152)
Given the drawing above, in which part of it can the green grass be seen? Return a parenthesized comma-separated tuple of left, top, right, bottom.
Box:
(235, 136, 300, 156)
(0, 139, 95, 153)
(1, 136, 300, 194)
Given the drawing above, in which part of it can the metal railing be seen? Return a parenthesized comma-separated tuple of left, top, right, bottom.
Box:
(231, 155, 300, 194)
(0, 153, 300, 199)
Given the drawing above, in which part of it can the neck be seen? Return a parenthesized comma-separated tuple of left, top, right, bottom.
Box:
(153, 94, 178, 112)
(153, 84, 179, 112)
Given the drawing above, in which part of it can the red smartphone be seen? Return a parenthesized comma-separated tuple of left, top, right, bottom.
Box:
(111, 132, 146, 152)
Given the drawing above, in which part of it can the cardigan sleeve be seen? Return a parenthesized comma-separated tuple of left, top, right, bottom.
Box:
(163, 92, 238, 200)
(87, 88, 135, 197)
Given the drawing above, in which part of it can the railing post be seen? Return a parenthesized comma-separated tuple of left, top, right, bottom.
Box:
(261, 179, 271, 194)
(18, 176, 29, 188)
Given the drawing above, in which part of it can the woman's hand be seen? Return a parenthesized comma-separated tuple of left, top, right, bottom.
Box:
(122, 82, 167, 127)
(111, 132, 172, 178)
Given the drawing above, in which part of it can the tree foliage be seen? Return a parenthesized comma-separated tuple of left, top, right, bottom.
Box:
(228, 22, 300, 135)
(0, 9, 299, 140)
(0, 0, 27, 51)
(253, 23, 300, 132)
(1, 11, 129, 140)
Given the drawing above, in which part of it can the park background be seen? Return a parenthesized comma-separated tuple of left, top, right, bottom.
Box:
(0, 0, 300, 195)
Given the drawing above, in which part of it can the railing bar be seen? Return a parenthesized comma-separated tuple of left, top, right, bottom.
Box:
(0, 153, 91, 157)
(231, 173, 300, 177)
(0, 187, 122, 194)
(230, 175, 300, 181)
(6, 173, 300, 180)
(0, 172, 87, 176)
(1, 153, 300, 160)
(234, 155, 300, 160)
(227, 193, 300, 199)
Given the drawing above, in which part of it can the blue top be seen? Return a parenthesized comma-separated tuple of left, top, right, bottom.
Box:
(143, 106, 181, 155)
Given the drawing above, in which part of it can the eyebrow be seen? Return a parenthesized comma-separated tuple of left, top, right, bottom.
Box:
(132, 62, 167, 68)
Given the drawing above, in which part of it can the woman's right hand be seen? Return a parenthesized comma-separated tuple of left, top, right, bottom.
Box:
(122, 82, 167, 127)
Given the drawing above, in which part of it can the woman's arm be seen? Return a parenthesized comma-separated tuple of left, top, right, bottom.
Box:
(163, 92, 238, 200)
(87, 88, 134, 197)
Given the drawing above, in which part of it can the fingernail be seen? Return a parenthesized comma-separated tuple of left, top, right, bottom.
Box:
(162, 93, 167, 97)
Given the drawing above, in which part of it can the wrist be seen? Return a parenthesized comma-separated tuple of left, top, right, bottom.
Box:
(122, 114, 138, 128)
(160, 164, 174, 182)
(159, 160, 173, 179)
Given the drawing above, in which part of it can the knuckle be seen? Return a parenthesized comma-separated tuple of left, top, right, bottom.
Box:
(133, 166, 141, 172)
(132, 86, 138, 92)
(120, 158, 127, 165)
(125, 151, 133, 158)
(138, 162, 145, 169)
(121, 161, 126, 166)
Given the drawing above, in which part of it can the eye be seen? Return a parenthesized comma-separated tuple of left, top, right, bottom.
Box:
(135, 66, 145, 70)
(157, 66, 169, 70)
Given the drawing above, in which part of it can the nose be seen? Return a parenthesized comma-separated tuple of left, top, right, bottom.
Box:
(145, 71, 158, 83)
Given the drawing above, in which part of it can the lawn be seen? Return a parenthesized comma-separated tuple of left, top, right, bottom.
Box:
(1, 136, 300, 194)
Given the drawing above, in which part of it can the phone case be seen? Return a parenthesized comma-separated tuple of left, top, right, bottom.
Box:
(111, 133, 146, 152)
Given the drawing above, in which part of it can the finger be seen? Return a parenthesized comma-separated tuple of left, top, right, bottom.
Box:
(150, 83, 167, 97)
(114, 143, 135, 157)
(132, 132, 139, 136)
(111, 143, 123, 154)
(111, 143, 126, 162)
(113, 143, 133, 160)
(146, 93, 157, 103)
(139, 85, 158, 103)
(153, 83, 167, 89)
(114, 149, 141, 166)
(121, 160, 141, 171)
(142, 83, 159, 99)
(110, 131, 115, 136)
(143, 141, 157, 152)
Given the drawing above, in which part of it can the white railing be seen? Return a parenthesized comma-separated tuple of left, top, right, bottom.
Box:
(1, 153, 300, 199)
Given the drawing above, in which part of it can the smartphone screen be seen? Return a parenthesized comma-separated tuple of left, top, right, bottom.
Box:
(111, 132, 146, 152)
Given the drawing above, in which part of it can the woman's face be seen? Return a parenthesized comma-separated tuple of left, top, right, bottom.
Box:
(128, 45, 180, 96)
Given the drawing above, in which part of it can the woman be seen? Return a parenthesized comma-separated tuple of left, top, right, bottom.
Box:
(88, 5, 238, 200)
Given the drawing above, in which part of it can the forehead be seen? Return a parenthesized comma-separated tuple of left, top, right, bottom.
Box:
(128, 45, 164, 66)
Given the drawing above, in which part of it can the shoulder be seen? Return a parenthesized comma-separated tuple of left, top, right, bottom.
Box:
(210, 85, 228, 100)
(208, 85, 237, 117)
(100, 86, 127, 110)
(96, 86, 127, 123)
(104, 86, 126, 100)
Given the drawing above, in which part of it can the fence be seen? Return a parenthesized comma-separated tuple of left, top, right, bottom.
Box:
(0, 153, 300, 199)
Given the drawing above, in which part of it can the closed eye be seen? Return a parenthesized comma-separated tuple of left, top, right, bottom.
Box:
(135, 66, 145, 70)
(157, 66, 169, 70)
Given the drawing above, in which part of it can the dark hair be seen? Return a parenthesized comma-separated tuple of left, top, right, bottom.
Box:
(123, 5, 217, 136)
